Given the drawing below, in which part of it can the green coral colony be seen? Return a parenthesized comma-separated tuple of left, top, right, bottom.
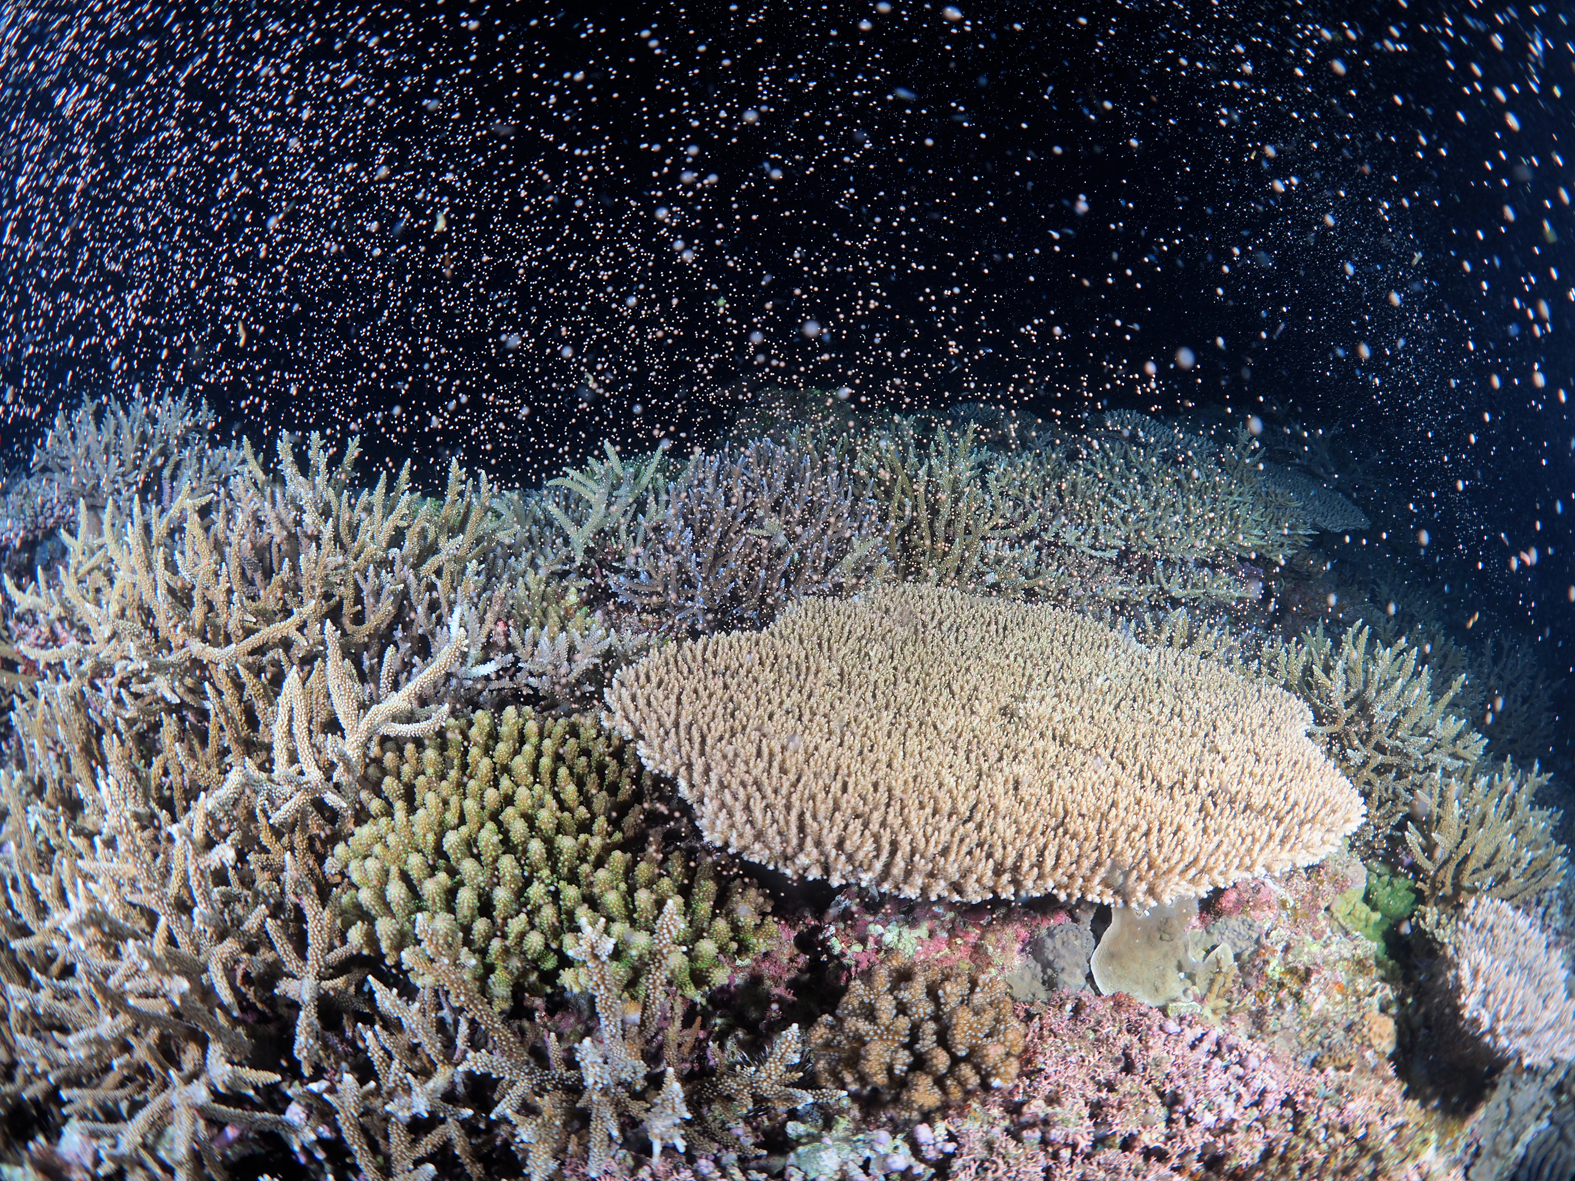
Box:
(337, 705, 774, 1007)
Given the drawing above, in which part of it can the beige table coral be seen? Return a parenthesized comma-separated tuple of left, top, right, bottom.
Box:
(607, 585, 1362, 907)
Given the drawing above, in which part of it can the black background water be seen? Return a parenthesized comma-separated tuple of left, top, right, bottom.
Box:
(2, 0, 1573, 699)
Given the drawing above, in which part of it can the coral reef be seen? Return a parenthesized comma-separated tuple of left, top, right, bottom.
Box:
(948, 992, 1434, 1180)
(0, 391, 244, 558)
(806, 960, 1026, 1115)
(0, 388, 1563, 1181)
(608, 584, 1361, 906)
(1406, 761, 1567, 907)
(526, 409, 1320, 634)
(849, 418, 1048, 594)
(336, 705, 776, 1007)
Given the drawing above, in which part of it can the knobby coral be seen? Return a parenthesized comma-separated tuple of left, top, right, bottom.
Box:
(807, 959, 1026, 1115)
(607, 584, 1362, 907)
(336, 705, 775, 1008)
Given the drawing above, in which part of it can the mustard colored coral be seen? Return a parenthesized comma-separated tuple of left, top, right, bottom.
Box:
(335, 706, 774, 1008)
(606, 584, 1363, 907)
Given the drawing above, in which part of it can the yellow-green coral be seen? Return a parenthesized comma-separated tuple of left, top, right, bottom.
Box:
(334, 706, 774, 1009)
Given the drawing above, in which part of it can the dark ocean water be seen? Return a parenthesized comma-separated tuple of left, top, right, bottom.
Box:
(4, 2, 1574, 659)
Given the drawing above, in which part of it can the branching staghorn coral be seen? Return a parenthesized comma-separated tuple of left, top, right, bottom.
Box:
(336, 705, 775, 1008)
(362, 912, 840, 1181)
(1460, 631, 1563, 764)
(541, 440, 671, 569)
(1439, 897, 1575, 1068)
(529, 432, 883, 634)
(608, 434, 885, 633)
(1270, 623, 1486, 855)
(0, 759, 328, 1179)
(0, 390, 244, 555)
(4, 428, 495, 810)
(1050, 429, 1312, 570)
(850, 418, 1047, 593)
(1404, 761, 1566, 906)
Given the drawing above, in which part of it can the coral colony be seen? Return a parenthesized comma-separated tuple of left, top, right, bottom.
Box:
(0, 390, 1571, 1180)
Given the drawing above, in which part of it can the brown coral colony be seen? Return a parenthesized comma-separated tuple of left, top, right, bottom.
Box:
(608, 584, 1364, 906)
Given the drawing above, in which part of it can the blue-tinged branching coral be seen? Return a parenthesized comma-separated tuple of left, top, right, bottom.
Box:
(535, 432, 884, 634)
(1269, 622, 1487, 855)
(610, 435, 885, 633)
(522, 408, 1324, 636)
(1457, 632, 1563, 765)
(336, 705, 776, 1009)
(807, 959, 1026, 1116)
(1436, 897, 1575, 1068)
(608, 584, 1361, 908)
(1404, 761, 1566, 906)
(0, 391, 244, 562)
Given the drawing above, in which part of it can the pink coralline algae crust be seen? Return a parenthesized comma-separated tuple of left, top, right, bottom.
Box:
(1208, 879, 1280, 926)
(943, 993, 1450, 1181)
(1197, 862, 1402, 1081)
(807, 892, 1066, 981)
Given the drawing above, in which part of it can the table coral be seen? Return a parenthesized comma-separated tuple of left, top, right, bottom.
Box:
(609, 584, 1362, 907)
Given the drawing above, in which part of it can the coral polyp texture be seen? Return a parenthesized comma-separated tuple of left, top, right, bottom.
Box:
(1445, 896, 1575, 1068)
(337, 705, 775, 1007)
(806, 959, 1027, 1115)
(606, 584, 1364, 906)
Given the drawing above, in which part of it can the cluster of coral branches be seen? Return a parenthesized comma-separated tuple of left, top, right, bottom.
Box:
(0, 392, 1566, 1181)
